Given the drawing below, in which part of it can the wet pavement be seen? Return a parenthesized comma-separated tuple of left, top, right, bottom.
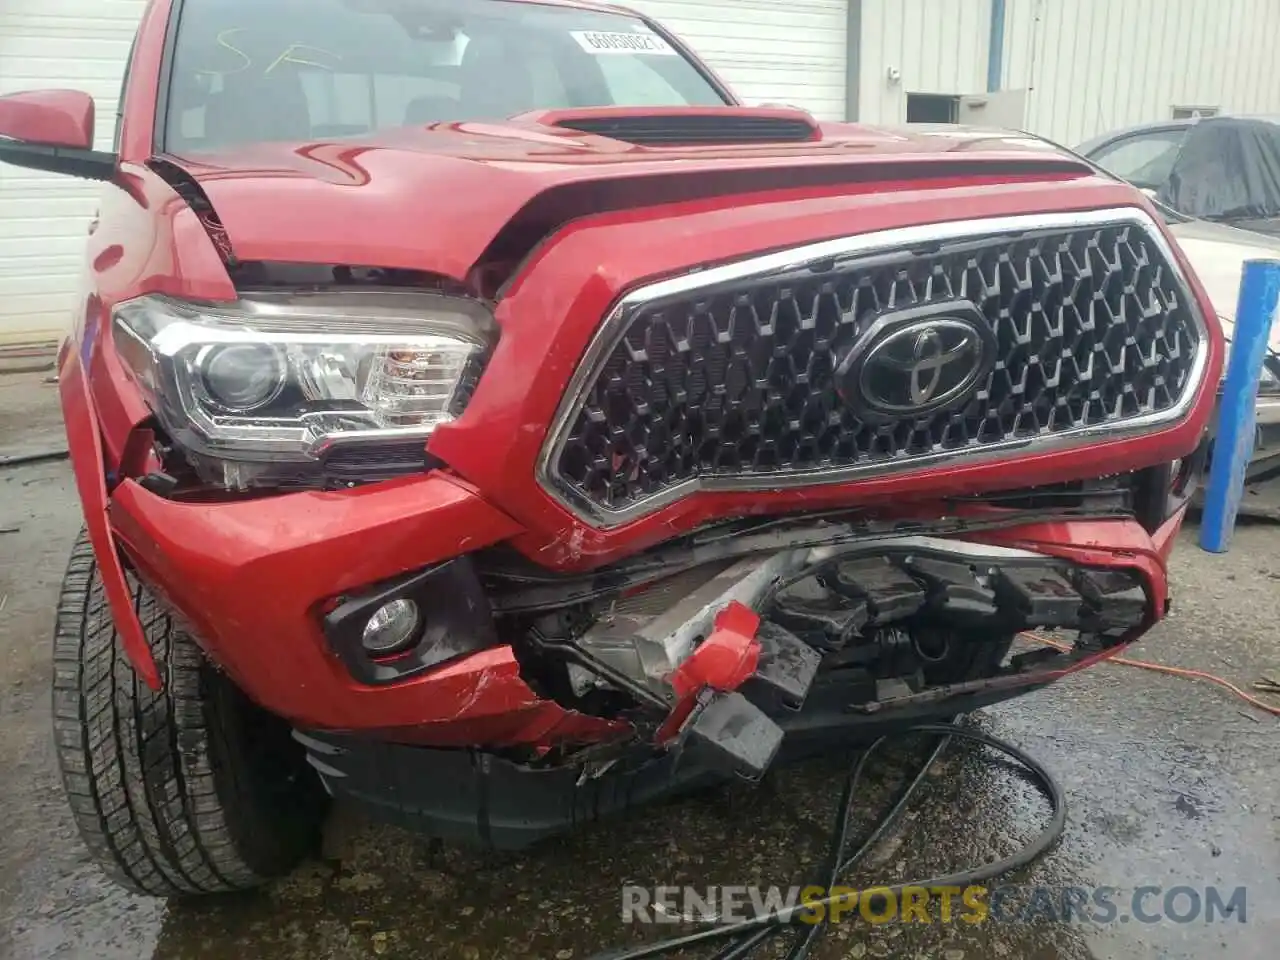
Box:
(1, 370, 1278, 960)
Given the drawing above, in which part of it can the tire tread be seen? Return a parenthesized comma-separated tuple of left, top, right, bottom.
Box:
(51, 531, 315, 896)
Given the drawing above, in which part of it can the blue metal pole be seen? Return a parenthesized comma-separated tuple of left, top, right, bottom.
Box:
(987, 0, 1006, 92)
(1200, 259, 1280, 553)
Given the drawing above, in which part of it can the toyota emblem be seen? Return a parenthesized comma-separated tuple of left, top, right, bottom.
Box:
(836, 301, 996, 422)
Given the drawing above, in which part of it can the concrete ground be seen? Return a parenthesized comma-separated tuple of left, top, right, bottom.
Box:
(1, 370, 1278, 960)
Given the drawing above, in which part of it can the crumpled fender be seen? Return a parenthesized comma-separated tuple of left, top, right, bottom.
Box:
(57, 339, 160, 690)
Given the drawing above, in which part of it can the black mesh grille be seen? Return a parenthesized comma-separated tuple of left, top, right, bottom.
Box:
(551, 221, 1202, 515)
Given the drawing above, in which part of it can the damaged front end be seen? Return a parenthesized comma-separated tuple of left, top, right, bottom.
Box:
(296, 470, 1183, 849)
(527, 530, 1151, 768)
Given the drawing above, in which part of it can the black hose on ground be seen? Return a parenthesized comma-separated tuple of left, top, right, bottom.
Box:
(0, 448, 70, 469)
(590, 721, 1067, 960)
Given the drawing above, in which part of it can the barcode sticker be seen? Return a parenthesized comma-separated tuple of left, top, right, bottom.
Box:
(570, 30, 678, 56)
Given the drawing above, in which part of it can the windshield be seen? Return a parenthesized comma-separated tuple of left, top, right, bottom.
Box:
(162, 0, 730, 154)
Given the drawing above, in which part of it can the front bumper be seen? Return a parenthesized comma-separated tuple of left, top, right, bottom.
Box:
(105, 457, 1185, 744)
(290, 523, 1181, 851)
(107, 472, 618, 745)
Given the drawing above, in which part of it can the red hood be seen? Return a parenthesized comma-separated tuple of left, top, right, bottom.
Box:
(163, 117, 1091, 283)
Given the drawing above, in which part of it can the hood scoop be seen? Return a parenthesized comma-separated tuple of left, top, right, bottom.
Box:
(535, 106, 820, 147)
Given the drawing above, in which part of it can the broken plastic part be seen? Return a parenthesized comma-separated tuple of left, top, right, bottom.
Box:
(830, 556, 925, 623)
(683, 690, 784, 782)
(577, 553, 794, 694)
(1072, 568, 1148, 630)
(666, 601, 762, 699)
(740, 622, 821, 711)
(904, 556, 999, 620)
(770, 578, 868, 650)
(991, 566, 1084, 627)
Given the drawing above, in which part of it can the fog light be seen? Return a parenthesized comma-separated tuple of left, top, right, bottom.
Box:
(324, 558, 497, 686)
(361, 599, 421, 656)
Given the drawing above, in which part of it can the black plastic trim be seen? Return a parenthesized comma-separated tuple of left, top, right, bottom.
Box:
(152, 0, 186, 156)
(292, 677, 1044, 851)
(323, 556, 497, 686)
(1133, 462, 1175, 532)
(552, 115, 816, 146)
(475, 158, 1094, 279)
(0, 144, 116, 181)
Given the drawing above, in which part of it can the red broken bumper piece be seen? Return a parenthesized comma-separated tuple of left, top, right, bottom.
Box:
(659, 601, 763, 743)
(667, 601, 763, 699)
(58, 342, 162, 690)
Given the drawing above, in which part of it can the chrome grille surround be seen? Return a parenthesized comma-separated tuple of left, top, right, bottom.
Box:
(538, 208, 1210, 528)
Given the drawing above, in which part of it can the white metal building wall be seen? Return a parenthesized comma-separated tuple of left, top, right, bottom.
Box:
(857, 0, 1280, 147)
(856, 0, 992, 125)
(626, 0, 849, 120)
(1001, 0, 1280, 146)
(0, 0, 146, 346)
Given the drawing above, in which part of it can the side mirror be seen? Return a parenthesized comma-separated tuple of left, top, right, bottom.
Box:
(0, 89, 116, 181)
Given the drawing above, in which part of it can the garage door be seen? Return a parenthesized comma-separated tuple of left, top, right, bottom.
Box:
(0, 0, 146, 347)
(626, 0, 848, 121)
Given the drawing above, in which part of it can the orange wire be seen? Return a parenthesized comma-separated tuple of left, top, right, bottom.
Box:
(1024, 632, 1280, 719)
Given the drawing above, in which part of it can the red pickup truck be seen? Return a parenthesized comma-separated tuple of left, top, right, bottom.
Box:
(0, 0, 1220, 897)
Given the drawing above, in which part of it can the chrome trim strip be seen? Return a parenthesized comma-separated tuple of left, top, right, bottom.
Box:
(537, 206, 1211, 529)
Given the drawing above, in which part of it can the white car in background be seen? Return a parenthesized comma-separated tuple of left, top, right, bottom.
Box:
(1159, 206, 1280, 491)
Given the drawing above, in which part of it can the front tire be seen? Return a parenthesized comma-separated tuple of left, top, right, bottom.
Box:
(51, 532, 327, 897)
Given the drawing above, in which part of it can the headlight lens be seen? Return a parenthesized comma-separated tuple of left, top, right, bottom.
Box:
(113, 290, 495, 486)
(196, 343, 290, 412)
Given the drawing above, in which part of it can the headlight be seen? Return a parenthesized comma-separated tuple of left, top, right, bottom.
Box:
(113, 290, 495, 488)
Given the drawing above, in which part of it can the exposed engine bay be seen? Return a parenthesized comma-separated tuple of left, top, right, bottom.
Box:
(508, 528, 1147, 780)
(320, 475, 1149, 791)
